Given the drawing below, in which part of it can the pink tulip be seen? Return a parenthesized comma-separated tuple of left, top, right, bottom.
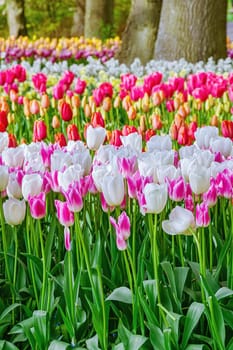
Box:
(117, 155, 137, 178)
(32, 73, 47, 94)
(167, 176, 186, 201)
(202, 178, 217, 207)
(74, 78, 87, 94)
(28, 192, 46, 219)
(195, 202, 210, 227)
(54, 200, 74, 227)
(215, 169, 233, 199)
(64, 226, 71, 251)
(63, 182, 83, 212)
(120, 73, 137, 91)
(110, 211, 131, 250)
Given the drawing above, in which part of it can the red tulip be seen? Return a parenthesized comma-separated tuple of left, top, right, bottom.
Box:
(110, 129, 122, 147)
(60, 101, 73, 122)
(0, 110, 8, 132)
(54, 132, 67, 146)
(67, 124, 81, 141)
(33, 120, 47, 142)
(221, 120, 233, 140)
(91, 111, 105, 128)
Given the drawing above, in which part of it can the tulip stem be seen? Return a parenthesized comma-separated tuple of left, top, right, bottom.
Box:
(12, 226, 18, 324)
(38, 220, 47, 310)
(0, 197, 13, 303)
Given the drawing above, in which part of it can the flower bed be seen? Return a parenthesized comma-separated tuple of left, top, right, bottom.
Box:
(0, 58, 233, 349)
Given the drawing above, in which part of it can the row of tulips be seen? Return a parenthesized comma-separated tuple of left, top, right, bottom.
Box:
(0, 123, 233, 349)
(0, 64, 233, 148)
(0, 36, 121, 64)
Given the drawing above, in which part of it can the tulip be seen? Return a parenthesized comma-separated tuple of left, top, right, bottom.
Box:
(6, 171, 22, 198)
(74, 78, 86, 95)
(22, 173, 43, 201)
(189, 165, 210, 195)
(30, 100, 40, 115)
(210, 136, 232, 158)
(142, 183, 168, 214)
(8, 133, 17, 148)
(33, 120, 47, 142)
(32, 73, 47, 94)
(194, 126, 219, 149)
(2, 146, 24, 168)
(195, 202, 210, 227)
(120, 132, 142, 154)
(146, 134, 172, 152)
(91, 111, 105, 128)
(102, 173, 125, 207)
(167, 176, 186, 201)
(64, 226, 71, 251)
(67, 124, 81, 141)
(221, 120, 233, 140)
(54, 133, 67, 147)
(215, 169, 232, 199)
(0, 165, 9, 191)
(110, 129, 123, 147)
(60, 101, 73, 122)
(0, 132, 9, 152)
(63, 182, 83, 212)
(110, 211, 131, 250)
(28, 192, 46, 219)
(58, 164, 83, 192)
(86, 125, 106, 151)
(3, 198, 26, 226)
(54, 200, 74, 227)
(117, 155, 137, 178)
(162, 206, 195, 235)
(0, 111, 8, 132)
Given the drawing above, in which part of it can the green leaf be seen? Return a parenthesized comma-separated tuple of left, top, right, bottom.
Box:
(0, 303, 21, 321)
(33, 310, 49, 350)
(161, 261, 178, 301)
(181, 302, 205, 350)
(147, 322, 165, 350)
(222, 307, 233, 329)
(213, 232, 232, 281)
(0, 341, 19, 350)
(174, 267, 189, 301)
(215, 287, 233, 301)
(118, 321, 147, 350)
(106, 287, 132, 304)
(185, 345, 208, 350)
(48, 340, 70, 350)
(143, 280, 157, 310)
(227, 337, 233, 350)
(86, 334, 101, 350)
(207, 296, 225, 349)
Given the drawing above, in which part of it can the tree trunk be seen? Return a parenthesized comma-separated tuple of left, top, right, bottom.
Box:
(84, 0, 112, 39)
(154, 0, 227, 63)
(116, 0, 162, 66)
(6, 0, 27, 37)
(71, 0, 85, 37)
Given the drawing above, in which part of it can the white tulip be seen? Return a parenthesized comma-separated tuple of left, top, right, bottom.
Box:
(162, 206, 195, 235)
(22, 173, 43, 201)
(210, 136, 232, 159)
(143, 183, 168, 214)
(3, 198, 26, 226)
(86, 125, 106, 151)
(102, 173, 125, 206)
(146, 134, 172, 152)
(58, 164, 84, 191)
(189, 164, 211, 195)
(0, 132, 9, 153)
(120, 132, 142, 154)
(2, 146, 25, 168)
(194, 126, 218, 149)
(50, 149, 72, 171)
(0, 165, 9, 191)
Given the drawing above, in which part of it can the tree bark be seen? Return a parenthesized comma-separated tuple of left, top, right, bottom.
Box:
(116, 0, 162, 66)
(154, 0, 227, 63)
(6, 0, 27, 37)
(71, 0, 85, 37)
(84, 0, 113, 39)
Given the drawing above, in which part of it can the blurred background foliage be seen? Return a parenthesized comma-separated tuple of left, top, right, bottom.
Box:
(0, 0, 130, 38)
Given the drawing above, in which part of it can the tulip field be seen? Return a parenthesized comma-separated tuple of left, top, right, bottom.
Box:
(0, 36, 233, 350)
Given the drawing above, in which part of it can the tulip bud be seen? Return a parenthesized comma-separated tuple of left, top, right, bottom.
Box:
(0, 110, 8, 132)
(84, 104, 91, 118)
(210, 115, 219, 127)
(151, 113, 162, 130)
(152, 91, 161, 106)
(71, 94, 80, 108)
(113, 96, 121, 108)
(127, 105, 136, 120)
(52, 115, 60, 129)
(102, 96, 112, 112)
(41, 94, 50, 109)
(140, 115, 146, 132)
(30, 99, 40, 115)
